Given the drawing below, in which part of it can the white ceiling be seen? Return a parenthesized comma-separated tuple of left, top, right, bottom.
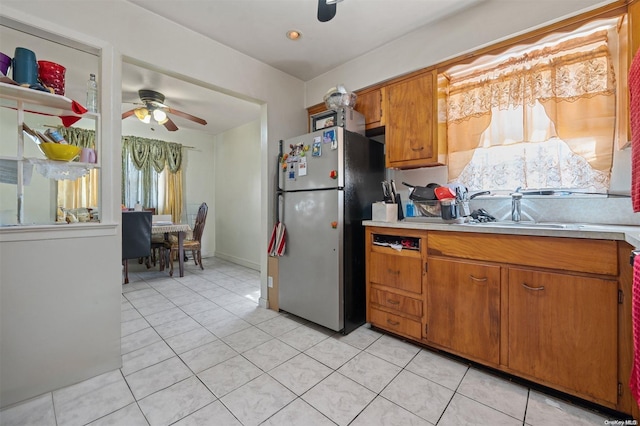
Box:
(121, 0, 482, 135)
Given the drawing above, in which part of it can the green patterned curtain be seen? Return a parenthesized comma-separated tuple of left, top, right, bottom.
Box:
(57, 127, 95, 148)
(121, 136, 184, 209)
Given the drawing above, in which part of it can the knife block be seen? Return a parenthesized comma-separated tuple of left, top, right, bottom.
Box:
(372, 202, 398, 222)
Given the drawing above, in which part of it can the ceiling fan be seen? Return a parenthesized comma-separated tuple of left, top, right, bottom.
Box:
(121, 89, 207, 132)
(317, 0, 344, 22)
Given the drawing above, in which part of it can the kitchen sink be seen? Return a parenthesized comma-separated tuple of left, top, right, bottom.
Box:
(461, 221, 583, 230)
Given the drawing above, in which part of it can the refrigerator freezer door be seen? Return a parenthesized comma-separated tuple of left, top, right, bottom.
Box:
(282, 127, 344, 192)
(278, 189, 344, 331)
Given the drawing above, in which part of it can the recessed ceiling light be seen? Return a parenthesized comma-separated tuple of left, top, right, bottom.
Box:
(286, 30, 302, 41)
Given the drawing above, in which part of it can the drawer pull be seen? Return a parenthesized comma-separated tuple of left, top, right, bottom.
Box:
(386, 299, 400, 305)
(521, 282, 545, 291)
(387, 269, 401, 276)
(387, 319, 400, 326)
(469, 275, 487, 283)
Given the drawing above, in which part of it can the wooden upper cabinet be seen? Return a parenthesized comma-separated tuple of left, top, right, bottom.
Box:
(385, 69, 443, 169)
(354, 88, 384, 129)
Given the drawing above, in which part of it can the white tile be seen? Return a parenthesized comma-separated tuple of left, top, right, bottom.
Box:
(0, 393, 56, 426)
(179, 299, 219, 316)
(269, 353, 333, 396)
(242, 339, 300, 371)
(138, 376, 215, 426)
(405, 349, 469, 390)
(261, 398, 335, 426)
(222, 326, 273, 353)
(190, 307, 235, 327)
(438, 393, 521, 426)
(304, 337, 361, 370)
(198, 355, 263, 397)
(53, 370, 135, 426)
(121, 318, 150, 337)
(365, 334, 421, 367)
(381, 370, 453, 424)
(125, 356, 193, 400)
(350, 396, 431, 426)
(164, 326, 217, 354)
(121, 308, 143, 323)
(302, 372, 376, 426)
(278, 324, 331, 351)
(457, 368, 528, 420)
(124, 288, 159, 301)
(153, 316, 201, 339)
(144, 307, 189, 327)
(121, 340, 175, 376)
(221, 374, 296, 426)
(257, 315, 302, 337)
(172, 401, 241, 426)
(204, 316, 252, 338)
(333, 324, 382, 350)
(121, 327, 163, 355)
(525, 390, 611, 425)
(136, 300, 177, 317)
(168, 293, 208, 308)
(338, 351, 402, 393)
(179, 339, 238, 373)
(86, 403, 148, 426)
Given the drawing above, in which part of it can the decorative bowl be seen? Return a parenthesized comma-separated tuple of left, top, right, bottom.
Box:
(38, 143, 81, 161)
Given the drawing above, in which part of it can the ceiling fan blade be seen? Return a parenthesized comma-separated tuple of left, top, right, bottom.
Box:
(122, 109, 136, 120)
(317, 0, 336, 22)
(167, 107, 207, 126)
(162, 116, 179, 132)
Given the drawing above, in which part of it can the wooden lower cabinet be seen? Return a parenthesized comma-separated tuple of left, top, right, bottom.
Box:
(426, 257, 501, 365)
(365, 227, 427, 342)
(508, 268, 618, 404)
(365, 227, 635, 416)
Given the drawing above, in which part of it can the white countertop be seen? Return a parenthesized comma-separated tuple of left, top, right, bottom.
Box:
(363, 219, 640, 248)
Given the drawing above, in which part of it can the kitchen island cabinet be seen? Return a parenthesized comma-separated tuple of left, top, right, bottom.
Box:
(365, 224, 635, 416)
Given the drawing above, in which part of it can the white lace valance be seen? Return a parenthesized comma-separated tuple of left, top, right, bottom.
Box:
(28, 158, 94, 180)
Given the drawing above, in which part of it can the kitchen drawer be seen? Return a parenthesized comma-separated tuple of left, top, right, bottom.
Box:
(369, 251, 422, 293)
(428, 231, 617, 276)
(370, 287, 422, 317)
(370, 307, 422, 340)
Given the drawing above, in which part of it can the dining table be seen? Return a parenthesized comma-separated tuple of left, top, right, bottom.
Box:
(151, 222, 191, 277)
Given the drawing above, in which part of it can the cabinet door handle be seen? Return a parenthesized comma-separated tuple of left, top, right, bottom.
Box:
(469, 275, 487, 283)
(521, 282, 545, 291)
(387, 269, 401, 276)
(411, 146, 424, 151)
(386, 299, 400, 305)
(387, 319, 400, 326)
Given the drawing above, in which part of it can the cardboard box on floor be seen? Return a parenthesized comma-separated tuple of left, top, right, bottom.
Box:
(267, 256, 279, 311)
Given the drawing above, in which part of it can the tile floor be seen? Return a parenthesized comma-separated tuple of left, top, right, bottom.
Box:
(0, 257, 628, 425)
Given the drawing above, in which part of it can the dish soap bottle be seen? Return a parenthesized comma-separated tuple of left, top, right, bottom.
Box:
(86, 73, 98, 113)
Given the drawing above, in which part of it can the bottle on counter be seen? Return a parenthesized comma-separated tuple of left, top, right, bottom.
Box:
(86, 73, 98, 113)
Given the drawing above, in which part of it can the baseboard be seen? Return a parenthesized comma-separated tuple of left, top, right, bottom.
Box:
(213, 252, 260, 271)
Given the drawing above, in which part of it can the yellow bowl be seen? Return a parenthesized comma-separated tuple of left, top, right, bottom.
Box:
(38, 143, 82, 161)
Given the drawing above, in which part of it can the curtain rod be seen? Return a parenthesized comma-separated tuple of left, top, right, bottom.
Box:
(40, 124, 196, 149)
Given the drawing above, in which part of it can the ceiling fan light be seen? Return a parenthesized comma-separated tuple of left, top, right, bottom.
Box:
(134, 107, 150, 123)
(153, 109, 167, 122)
(157, 117, 169, 125)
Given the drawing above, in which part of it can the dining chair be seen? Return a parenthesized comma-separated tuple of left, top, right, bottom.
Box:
(164, 202, 208, 275)
(122, 211, 152, 284)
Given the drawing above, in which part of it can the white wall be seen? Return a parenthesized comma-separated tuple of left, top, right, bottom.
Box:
(0, 0, 305, 408)
(306, 0, 618, 104)
(214, 120, 261, 269)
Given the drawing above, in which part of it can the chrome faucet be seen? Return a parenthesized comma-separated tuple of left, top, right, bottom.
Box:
(511, 188, 523, 222)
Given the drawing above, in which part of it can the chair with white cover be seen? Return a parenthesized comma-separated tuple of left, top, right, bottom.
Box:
(164, 202, 208, 275)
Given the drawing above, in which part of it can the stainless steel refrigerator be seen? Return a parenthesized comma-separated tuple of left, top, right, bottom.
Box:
(278, 126, 385, 334)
